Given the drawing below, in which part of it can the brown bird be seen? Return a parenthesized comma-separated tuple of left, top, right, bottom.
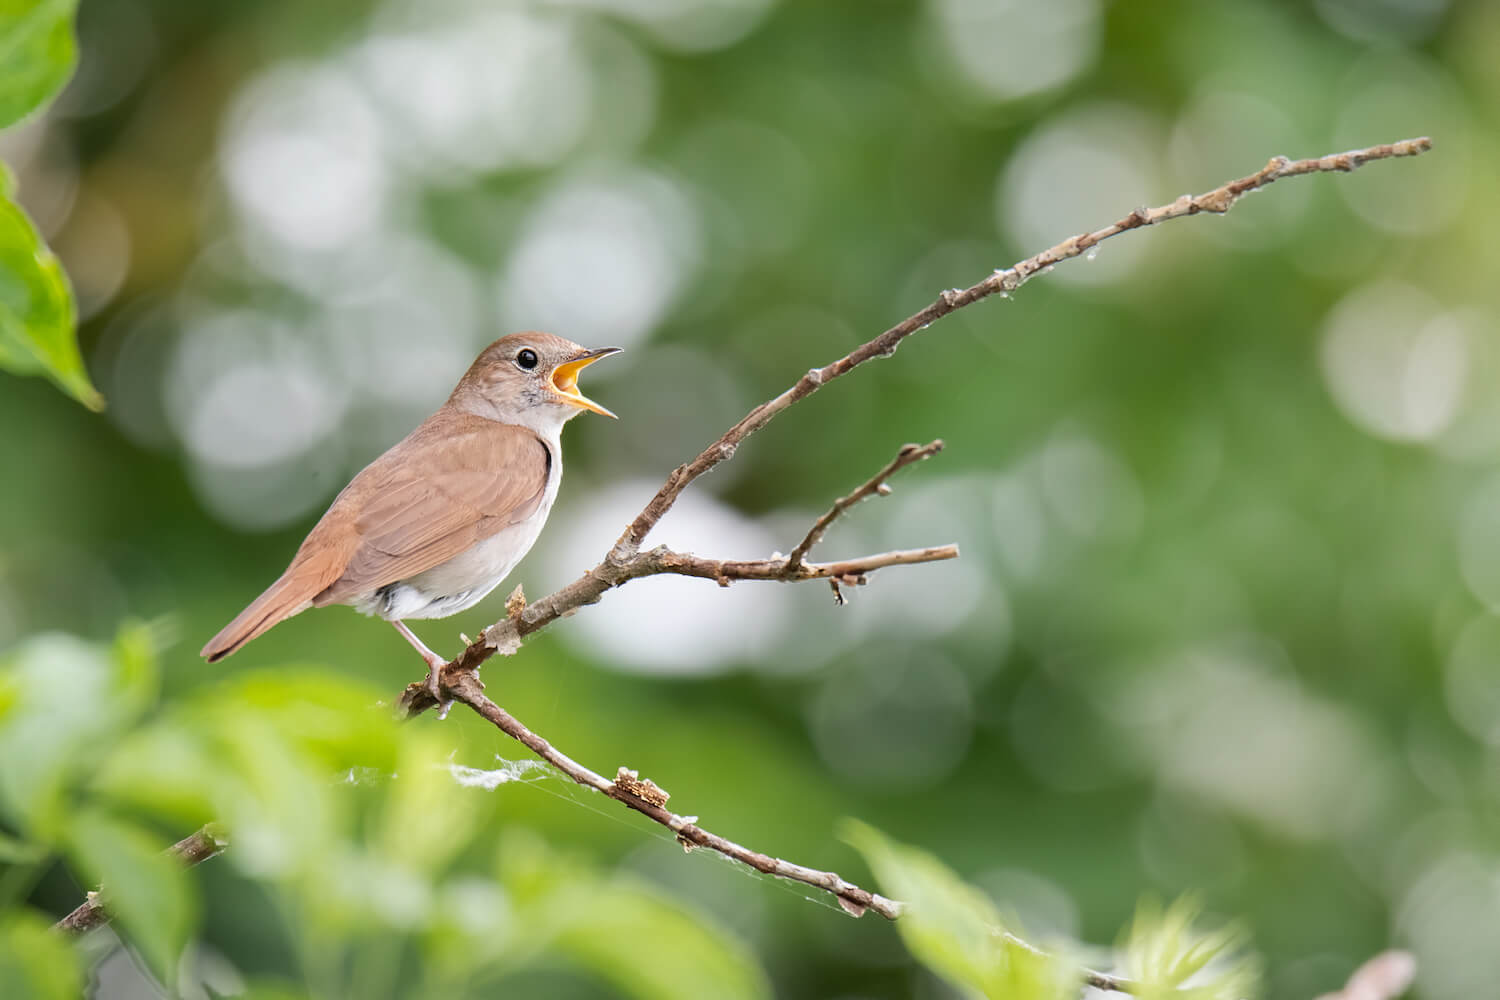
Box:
(201, 332, 620, 699)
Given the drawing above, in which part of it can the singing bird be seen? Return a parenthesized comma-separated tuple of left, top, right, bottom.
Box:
(201, 332, 620, 699)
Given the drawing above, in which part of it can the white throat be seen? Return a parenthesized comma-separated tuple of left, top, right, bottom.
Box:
(458, 394, 579, 444)
(505, 402, 577, 444)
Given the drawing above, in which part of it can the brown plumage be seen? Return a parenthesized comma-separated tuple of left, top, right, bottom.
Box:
(201, 332, 619, 698)
(201, 414, 549, 661)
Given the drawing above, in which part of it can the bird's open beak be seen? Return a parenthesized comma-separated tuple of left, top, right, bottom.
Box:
(551, 347, 622, 418)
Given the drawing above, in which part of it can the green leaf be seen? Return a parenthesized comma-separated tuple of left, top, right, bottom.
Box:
(95, 671, 395, 884)
(0, 633, 124, 835)
(0, 0, 78, 129)
(0, 910, 84, 1000)
(110, 619, 162, 719)
(0, 828, 45, 864)
(223, 670, 401, 773)
(0, 185, 99, 409)
(237, 985, 315, 1000)
(491, 831, 770, 1000)
(375, 731, 478, 876)
(546, 878, 769, 1000)
(843, 820, 1081, 1000)
(1121, 896, 1258, 1000)
(0, 0, 98, 411)
(91, 717, 224, 827)
(63, 808, 196, 984)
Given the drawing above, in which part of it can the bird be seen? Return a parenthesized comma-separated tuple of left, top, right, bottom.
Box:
(201, 332, 620, 701)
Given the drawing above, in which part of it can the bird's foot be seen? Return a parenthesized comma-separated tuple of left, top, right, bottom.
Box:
(421, 654, 454, 718)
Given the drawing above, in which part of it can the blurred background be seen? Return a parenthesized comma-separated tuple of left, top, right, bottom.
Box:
(2, 0, 1497, 996)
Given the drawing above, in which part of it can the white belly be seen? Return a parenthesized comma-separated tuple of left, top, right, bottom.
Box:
(354, 436, 562, 621)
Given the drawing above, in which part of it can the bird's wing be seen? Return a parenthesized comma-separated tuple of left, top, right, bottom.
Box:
(312, 414, 551, 606)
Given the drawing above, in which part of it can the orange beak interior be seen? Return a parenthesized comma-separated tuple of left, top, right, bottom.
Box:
(551, 347, 621, 418)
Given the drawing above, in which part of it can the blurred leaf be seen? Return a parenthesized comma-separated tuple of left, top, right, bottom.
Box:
(0, 0, 78, 128)
(0, 671, 17, 721)
(192, 709, 342, 879)
(223, 670, 402, 774)
(843, 820, 1081, 1000)
(375, 732, 478, 876)
(109, 620, 161, 717)
(1121, 896, 1258, 1000)
(0, 176, 98, 409)
(0, 828, 45, 864)
(546, 879, 769, 1000)
(0, 910, 84, 1000)
(494, 831, 770, 1000)
(423, 876, 516, 974)
(0, 632, 140, 835)
(238, 985, 315, 1000)
(299, 845, 433, 934)
(0, 0, 97, 410)
(63, 808, 196, 984)
(96, 669, 396, 874)
(92, 716, 223, 827)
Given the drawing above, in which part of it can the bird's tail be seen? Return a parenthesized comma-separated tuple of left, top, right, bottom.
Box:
(201, 572, 318, 662)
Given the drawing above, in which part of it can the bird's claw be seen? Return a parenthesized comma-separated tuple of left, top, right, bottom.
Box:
(423, 655, 446, 708)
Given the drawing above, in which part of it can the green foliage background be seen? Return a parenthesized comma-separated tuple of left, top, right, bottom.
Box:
(2, 0, 1497, 997)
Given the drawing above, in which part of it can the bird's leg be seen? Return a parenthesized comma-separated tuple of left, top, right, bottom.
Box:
(390, 620, 450, 711)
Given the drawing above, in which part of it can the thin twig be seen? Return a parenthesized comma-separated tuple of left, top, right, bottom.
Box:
(786, 440, 944, 571)
(438, 136, 1432, 679)
(425, 440, 962, 683)
(440, 671, 904, 920)
(401, 541, 960, 714)
(614, 138, 1434, 552)
(1002, 930, 1142, 994)
(54, 825, 227, 934)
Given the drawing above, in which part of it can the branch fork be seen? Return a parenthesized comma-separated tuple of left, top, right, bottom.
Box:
(398, 437, 958, 715)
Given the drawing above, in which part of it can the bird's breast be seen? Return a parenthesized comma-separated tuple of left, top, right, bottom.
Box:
(358, 438, 564, 621)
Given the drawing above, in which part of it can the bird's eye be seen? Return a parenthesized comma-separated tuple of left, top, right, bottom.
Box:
(516, 348, 539, 370)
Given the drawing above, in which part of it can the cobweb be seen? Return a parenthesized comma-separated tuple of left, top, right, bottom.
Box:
(446, 757, 552, 789)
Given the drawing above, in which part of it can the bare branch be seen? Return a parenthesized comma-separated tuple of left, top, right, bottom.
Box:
(787, 440, 945, 571)
(399, 540, 960, 715)
(438, 136, 1432, 679)
(54, 825, 226, 934)
(615, 138, 1433, 554)
(1001, 931, 1143, 995)
(438, 670, 904, 920)
(432, 437, 960, 681)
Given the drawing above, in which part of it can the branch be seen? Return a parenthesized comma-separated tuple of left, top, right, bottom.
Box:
(53, 825, 226, 933)
(422, 441, 962, 684)
(786, 440, 944, 571)
(402, 538, 961, 711)
(1001, 930, 1142, 995)
(438, 135, 1432, 678)
(615, 137, 1434, 551)
(440, 670, 904, 920)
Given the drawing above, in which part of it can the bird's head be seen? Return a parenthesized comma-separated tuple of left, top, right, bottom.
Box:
(453, 332, 621, 429)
